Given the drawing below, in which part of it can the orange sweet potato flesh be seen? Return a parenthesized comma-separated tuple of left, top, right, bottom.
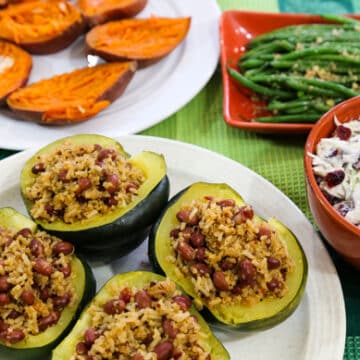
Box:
(86, 16, 191, 66)
(0, 0, 85, 54)
(7, 61, 137, 125)
(0, 40, 32, 104)
(76, 0, 147, 27)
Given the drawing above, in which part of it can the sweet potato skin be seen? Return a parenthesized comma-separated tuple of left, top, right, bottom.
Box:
(79, 0, 147, 27)
(18, 19, 86, 55)
(0, 41, 32, 104)
(85, 17, 191, 67)
(0, 1, 86, 54)
(7, 62, 137, 125)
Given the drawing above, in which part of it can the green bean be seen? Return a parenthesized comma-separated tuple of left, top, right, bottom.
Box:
(267, 99, 312, 111)
(321, 14, 360, 24)
(255, 114, 321, 123)
(227, 68, 293, 99)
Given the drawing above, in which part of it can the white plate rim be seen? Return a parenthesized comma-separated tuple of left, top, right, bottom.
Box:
(0, 0, 220, 150)
(0, 135, 346, 359)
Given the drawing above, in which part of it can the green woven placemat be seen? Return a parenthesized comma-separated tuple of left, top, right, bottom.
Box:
(139, 1, 360, 359)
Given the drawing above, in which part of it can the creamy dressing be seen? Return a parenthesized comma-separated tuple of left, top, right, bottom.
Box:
(0, 55, 14, 74)
(310, 118, 360, 227)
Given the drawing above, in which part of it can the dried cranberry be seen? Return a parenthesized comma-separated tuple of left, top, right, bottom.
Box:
(336, 125, 351, 140)
(324, 170, 345, 187)
(334, 201, 353, 217)
(321, 189, 341, 205)
(352, 156, 360, 170)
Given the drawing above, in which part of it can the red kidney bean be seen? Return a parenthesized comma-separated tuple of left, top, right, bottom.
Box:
(52, 292, 71, 309)
(45, 203, 54, 216)
(31, 162, 45, 174)
(162, 318, 178, 339)
(0, 293, 10, 306)
(239, 258, 256, 285)
(221, 257, 236, 271)
(231, 283, 244, 295)
(119, 287, 132, 303)
(169, 228, 180, 239)
(0, 320, 8, 332)
(0, 276, 10, 292)
(176, 210, 199, 225)
(105, 174, 119, 194)
(39, 287, 50, 301)
(191, 262, 211, 276)
(84, 327, 98, 346)
(267, 256, 280, 270)
(172, 349, 182, 359)
(58, 262, 72, 278)
(38, 311, 60, 331)
(57, 169, 69, 182)
(33, 258, 53, 276)
(29, 239, 44, 257)
(131, 353, 144, 360)
(181, 226, 193, 241)
(176, 242, 195, 261)
(190, 231, 205, 248)
(76, 341, 88, 355)
(266, 278, 282, 292)
(172, 296, 191, 312)
(7, 309, 20, 319)
(126, 183, 138, 193)
(258, 225, 272, 239)
(212, 271, 229, 291)
(216, 199, 235, 207)
(233, 206, 254, 224)
(153, 341, 174, 360)
(7, 328, 25, 343)
(280, 268, 288, 280)
(103, 299, 126, 314)
(21, 289, 35, 305)
(142, 333, 153, 346)
(135, 290, 152, 309)
(195, 247, 207, 262)
(97, 148, 116, 161)
(77, 178, 92, 194)
(16, 228, 32, 238)
(52, 241, 74, 255)
(104, 196, 118, 206)
(93, 144, 102, 152)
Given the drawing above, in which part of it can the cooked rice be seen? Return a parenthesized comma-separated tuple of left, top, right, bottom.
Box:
(24, 140, 145, 224)
(71, 279, 211, 360)
(170, 197, 295, 307)
(0, 226, 77, 343)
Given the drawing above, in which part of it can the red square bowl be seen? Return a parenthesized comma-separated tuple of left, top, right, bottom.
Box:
(220, 10, 360, 135)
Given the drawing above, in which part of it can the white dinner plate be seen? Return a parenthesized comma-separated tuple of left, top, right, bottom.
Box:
(0, 0, 220, 150)
(0, 136, 345, 359)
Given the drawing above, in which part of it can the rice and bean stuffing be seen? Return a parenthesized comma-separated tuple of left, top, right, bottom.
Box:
(25, 140, 145, 224)
(72, 279, 211, 360)
(0, 226, 76, 343)
(169, 196, 295, 307)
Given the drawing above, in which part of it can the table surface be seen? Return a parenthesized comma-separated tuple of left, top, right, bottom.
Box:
(1, 0, 360, 359)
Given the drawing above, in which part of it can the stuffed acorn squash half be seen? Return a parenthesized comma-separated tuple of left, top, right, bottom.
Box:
(52, 271, 229, 360)
(20, 134, 170, 262)
(148, 182, 308, 331)
(0, 207, 96, 360)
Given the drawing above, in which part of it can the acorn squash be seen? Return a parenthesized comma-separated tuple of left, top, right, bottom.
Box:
(0, 207, 96, 360)
(7, 61, 136, 125)
(20, 134, 170, 262)
(148, 182, 308, 331)
(0, 0, 85, 54)
(0, 40, 32, 104)
(86, 16, 191, 67)
(52, 271, 229, 359)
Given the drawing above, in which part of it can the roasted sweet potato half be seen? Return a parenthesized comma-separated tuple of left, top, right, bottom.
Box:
(76, 0, 147, 27)
(0, 0, 85, 54)
(7, 61, 137, 125)
(86, 16, 191, 66)
(0, 40, 32, 104)
(0, 0, 7, 9)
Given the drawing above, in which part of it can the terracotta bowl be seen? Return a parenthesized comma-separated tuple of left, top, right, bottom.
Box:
(304, 96, 360, 269)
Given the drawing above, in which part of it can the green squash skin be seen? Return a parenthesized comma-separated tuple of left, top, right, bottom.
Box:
(0, 208, 96, 360)
(148, 182, 308, 332)
(20, 134, 170, 263)
(52, 271, 230, 360)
